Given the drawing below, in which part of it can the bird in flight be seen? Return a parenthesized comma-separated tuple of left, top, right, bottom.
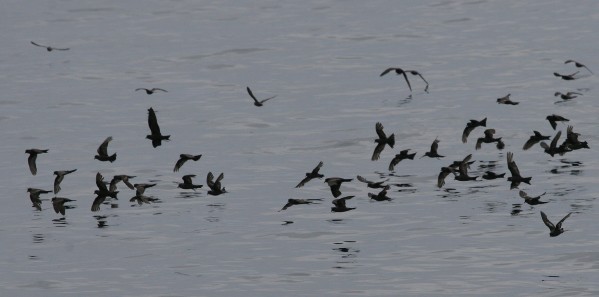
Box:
(173, 154, 202, 172)
(372, 122, 395, 161)
(295, 161, 324, 188)
(496, 94, 519, 105)
(31, 41, 69, 51)
(95, 136, 117, 162)
(146, 107, 170, 148)
(540, 211, 571, 237)
(564, 59, 592, 74)
(247, 87, 276, 107)
(380, 67, 429, 92)
(25, 148, 48, 175)
(135, 88, 167, 95)
(462, 118, 487, 143)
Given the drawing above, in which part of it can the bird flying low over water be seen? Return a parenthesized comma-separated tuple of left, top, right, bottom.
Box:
(497, 94, 519, 105)
(506, 152, 531, 189)
(437, 166, 455, 188)
(178, 174, 203, 190)
(540, 131, 568, 157)
(565, 59, 592, 74)
(133, 183, 156, 197)
(95, 136, 117, 162)
(482, 171, 505, 180)
(135, 88, 167, 95)
(368, 185, 392, 201)
(31, 41, 69, 51)
(146, 107, 170, 148)
(523, 131, 550, 150)
(207, 172, 227, 196)
(553, 71, 579, 80)
(454, 154, 477, 182)
(540, 211, 571, 237)
(95, 172, 119, 199)
(130, 195, 159, 205)
(109, 175, 135, 192)
(27, 188, 52, 211)
(324, 177, 353, 198)
(279, 198, 322, 211)
(421, 138, 444, 159)
(51, 197, 75, 215)
(462, 118, 487, 143)
(554, 91, 582, 100)
(388, 149, 416, 171)
(356, 175, 388, 189)
(295, 161, 324, 188)
(372, 122, 395, 161)
(246, 86, 276, 107)
(560, 125, 590, 151)
(174, 154, 202, 172)
(380, 68, 429, 92)
(546, 114, 569, 130)
(519, 190, 547, 205)
(475, 129, 504, 150)
(25, 148, 48, 175)
(53, 169, 77, 194)
(331, 196, 355, 212)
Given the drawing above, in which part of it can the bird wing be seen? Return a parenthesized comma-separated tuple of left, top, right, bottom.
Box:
(259, 95, 277, 104)
(388, 155, 400, 171)
(97, 136, 112, 156)
(182, 175, 194, 184)
(246, 87, 259, 103)
(122, 177, 135, 190)
(523, 137, 538, 150)
(91, 195, 106, 212)
(550, 130, 562, 149)
(462, 125, 475, 143)
(30, 41, 47, 48)
(400, 71, 412, 92)
(28, 154, 38, 175)
(379, 68, 396, 77)
(475, 138, 483, 150)
(507, 152, 521, 177)
(375, 122, 387, 140)
(174, 157, 187, 172)
(295, 176, 311, 188)
(54, 174, 64, 194)
(152, 88, 167, 92)
(431, 139, 439, 154)
(371, 142, 386, 161)
(96, 172, 108, 192)
(356, 175, 370, 184)
(519, 190, 529, 199)
(540, 211, 555, 230)
(206, 172, 215, 188)
(148, 108, 162, 135)
(311, 161, 324, 174)
(555, 212, 572, 229)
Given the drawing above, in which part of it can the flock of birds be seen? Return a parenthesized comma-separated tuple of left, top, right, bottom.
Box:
(25, 41, 592, 237)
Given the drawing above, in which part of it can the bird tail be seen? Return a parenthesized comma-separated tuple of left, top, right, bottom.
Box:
(388, 134, 395, 148)
(522, 177, 532, 185)
(407, 153, 416, 160)
(192, 155, 202, 161)
(109, 153, 117, 163)
(480, 118, 487, 127)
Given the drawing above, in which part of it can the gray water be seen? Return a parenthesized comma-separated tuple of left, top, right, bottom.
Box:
(1, 0, 599, 296)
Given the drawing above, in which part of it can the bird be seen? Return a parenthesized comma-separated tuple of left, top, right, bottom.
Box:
(519, 190, 547, 205)
(94, 136, 117, 162)
(133, 183, 156, 197)
(27, 188, 51, 211)
(560, 125, 589, 151)
(135, 88, 167, 95)
(51, 197, 75, 215)
(324, 177, 353, 198)
(553, 71, 579, 80)
(129, 195, 159, 205)
(206, 172, 227, 196)
(496, 94, 519, 105)
(372, 122, 395, 161)
(454, 154, 478, 182)
(462, 118, 487, 143)
(173, 154, 202, 172)
(295, 161, 324, 188)
(482, 171, 505, 180)
(523, 131, 550, 150)
(388, 149, 416, 171)
(109, 175, 136, 192)
(565, 59, 592, 74)
(95, 172, 119, 199)
(475, 129, 504, 150)
(437, 166, 455, 188)
(554, 91, 582, 100)
(506, 152, 531, 189)
(53, 169, 77, 194)
(331, 196, 355, 212)
(356, 175, 388, 189)
(25, 148, 48, 175)
(421, 138, 444, 159)
(540, 211, 572, 237)
(546, 114, 569, 130)
(279, 198, 322, 211)
(91, 194, 107, 212)
(30, 41, 69, 51)
(368, 185, 392, 201)
(246, 86, 276, 107)
(540, 131, 567, 157)
(146, 107, 170, 148)
(380, 68, 429, 92)
(178, 174, 203, 190)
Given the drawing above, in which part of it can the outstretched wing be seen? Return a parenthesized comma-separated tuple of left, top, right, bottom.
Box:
(97, 136, 112, 156)
(148, 108, 162, 135)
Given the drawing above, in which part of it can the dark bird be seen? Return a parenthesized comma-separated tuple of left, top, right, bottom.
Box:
(462, 118, 487, 143)
(357, 175, 388, 189)
(295, 161, 324, 188)
(523, 131, 550, 150)
(540, 131, 567, 157)
(388, 149, 416, 171)
(135, 88, 167, 95)
(51, 197, 75, 215)
(546, 114, 569, 130)
(437, 166, 455, 188)
(324, 177, 353, 198)
(519, 190, 547, 205)
(565, 59, 592, 74)
(109, 175, 136, 192)
(53, 169, 77, 194)
(174, 154, 202, 172)
(146, 107, 170, 148)
(279, 198, 322, 211)
(554, 91, 582, 100)
(178, 174, 203, 190)
(91, 195, 106, 212)
(421, 138, 444, 159)
(497, 94, 519, 105)
(95, 172, 119, 199)
(31, 41, 69, 51)
(454, 154, 478, 182)
(94, 136, 117, 162)
(540, 211, 571, 237)
(560, 125, 590, 151)
(331, 196, 355, 212)
(380, 68, 429, 92)
(475, 129, 504, 150)
(27, 188, 51, 211)
(372, 122, 395, 161)
(246, 86, 276, 107)
(207, 172, 227, 196)
(25, 148, 48, 175)
(506, 152, 531, 189)
(368, 185, 392, 201)
(129, 195, 159, 205)
(133, 183, 156, 197)
(482, 171, 505, 180)
(553, 71, 579, 80)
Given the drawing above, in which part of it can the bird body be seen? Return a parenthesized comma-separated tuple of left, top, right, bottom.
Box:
(279, 198, 322, 211)
(519, 190, 547, 205)
(27, 188, 51, 211)
(546, 114, 569, 130)
(31, 41, 69, 51)
(178, 174, 203, 190)
(565, 59, 592, 74)
(51, 197, 75, 215)
(497, 94, 519, 105)
(523, 131, 550, 150)
(462, 118, 487, 143)
(372, 122, 395, 161)
(422, 138, 444, 159)
(388, 149, 416, 171)
(368, 186, 391, 201)
(136, 88, 167, 94)
(540, 211, 571, 237)
(380, 68, 429, 92)
(53, 169, 77, 194)
(331, 196, 355, 212)
(357, 175, 388, 188)
(207, 172, 227, 195)
(324, 177, 353, 198)
(146, 107, 170, 147)
(247, 86, 276, 106)
(295, 161, 324, 188)
(506, 152, 531, 188)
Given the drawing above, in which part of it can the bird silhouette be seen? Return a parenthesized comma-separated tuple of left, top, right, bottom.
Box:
(109, 175, 135, 192)
(380, 68, 429, 92)
(506, 152, 531, 189)
(388, 149, 416, 171)
(553, 71, 579, 80)
(554, 91, 582, 100)
(95, 136, 117, 162)
(497, 94, 519, 105)
(482, 171, 505, 180)
(368, 185, 392, 201)
(25, 148, 48, 175)
(53, 169, 77, 194)
(146, 107, 170, 147)
(246, 86, 276, 107)
(27, 188, 51, 211)
(279, 198, 322, 211)
(462, 118, 487, 143)
(135, 88, 167, 95)
(295, 161, 324, 188)
(546, 114, 569, 130)
(331, 196, 355, 212)
(519, 190, 547, 205)
(372, 122, 395, 161)
(564, 59, 592, 74)
(523, 131, 550, 150)
(356, 175, 388, 189)
(51, 197, 75, 215)
(178, 174, 203, 190)
(540, 211, 571, 237)
(207, 172, 227, 196)
(324, 177, 353, 198)
(31, 41, 69, 51)
(421, 138, 444, 159)
(475, 129, 504, 150)
(174, 154, 202, 172)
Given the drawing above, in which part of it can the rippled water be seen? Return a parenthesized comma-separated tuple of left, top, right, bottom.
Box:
(2, 0, 599, 296)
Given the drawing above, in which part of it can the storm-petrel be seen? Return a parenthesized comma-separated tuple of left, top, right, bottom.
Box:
(27, 188, 51, 211)
(357, 175, 389, 189)
(482, 171, 505, 180)
(146, 107, 170, 148)
(546, 114, 569, 130)
(554, 92, 582, 100)
(565, 59, 592, 74)
(506, 152, 531, 189)
(207, 172, 227, 196)
(295, 161, 324, 188)
(540, 211, 571, 237)
(519, 190, 547, 205)
(279, 198, 322, 211)
(246, 86, 276, 107)
(421, 138, 444, 159)
(325, 177, 353, 198)
(380, 68, 429, 92)
(174, 154, 202, 172)
(109, 175, 135, 192)
(523, 131, 550, 150)
(553, 71, 579, 80)
(462, 118, 487, 143)
(331, 196, 355, 212)
(368, 185, 392, 201)
(25, 148, 48, 175)
(30, 41, 69, 51)
(135, 88, 167, 95)
(372, 122, 395, 161)
(454, 154, 478, 181)
(51, 197, 75, 215)
(540, 130, 566, 157)
(475, 129, 504, 150)
(497, 94, 519, 105)
(178, 174, 203, 190)
(53, 169, 77, 194)
(95, 136, 117, 162)
(388, 149, 416, 171)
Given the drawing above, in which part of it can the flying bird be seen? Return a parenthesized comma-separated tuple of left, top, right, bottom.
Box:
(519, 190, 547, 205)
(437, 167, 455, 188)
(454, 154, 478, 182)
(523, 131, 550, 150)
(246, 86, 276, 107)
(331, 196, 355, 212)
(31, 41, 69, 51)
(279, 198, 322, 211)
(388, 149, 416, 171)
(475, 129, 504, 150)
(540, 131, 567, 157)
(178, 174, 203, 190)
(324, 177, 353, 198)
(133, 183, 156, 197)
(553, 71, 579, 80)
(372, 122, 395, 161)
(25, 148, 48, 175)
(27, 188, 52, 211)
(497, 94, 519, 105)
(380, 68, 429, 92)
(135, 88, 167, 95)
(546, 114, 569, 130)
(462, 118, 487, 143)
(53, 169, 77, 194)
(207, 172, 227, 196)
(295, 161, 324, 188)
(506, 152, 531, 189)
(482, 171, 505, 180)
(146, 107, 170, 148)
(95, 172, 119, 199)
(540, 211, 571, 237)
(174, 154, 202, 172)
(368, 185, 392, 201)
(421, 138, 444, 159)
(129, 195, 159, 205)
(554, 91, 582, 100)
(95, 136, 117, 162)
(565, 59, 592, 74)
(560, 125, 589, 151)
(356, 175, 388, 189)
(51, 197, 75, 215)
(109, 175, 136, 192)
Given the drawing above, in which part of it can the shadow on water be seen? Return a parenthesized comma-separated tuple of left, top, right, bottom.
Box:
(332, 240, 359, 269)
(52, 217, 68, 227)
